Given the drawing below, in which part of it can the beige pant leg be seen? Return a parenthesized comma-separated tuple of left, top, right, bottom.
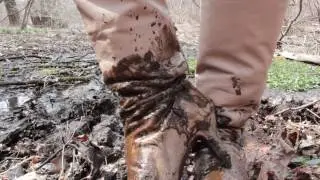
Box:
(74, 1, 230, 179)
(196, 0, 288, 128)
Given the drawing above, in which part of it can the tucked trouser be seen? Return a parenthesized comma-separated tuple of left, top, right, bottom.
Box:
(74, 0, 287, 179)
(74, 0, 230, 179)
(197, 0, 288, 128)
(196, 1, 287, 179)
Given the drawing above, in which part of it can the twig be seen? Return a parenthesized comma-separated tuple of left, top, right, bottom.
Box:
(69, 149, 76, 177)
(0, 157, 24, 165)
(287, 120, 320, 128)
(21, 0, 35, 30)
(0, 55, 51, 61)
(35, 148, 63, 171)
(273, 100, 320, 116)
(0, 76, 92, 86)
(58, 124, 80, 179)
(0, 2, 30, 24)
(192, 0, 200, 8)
(66, 143, 82, 153)
(69, 52, 91, 61)
(36, 126, 78, 172)
(19, 64, 95, 69)
(306, 108, 320, 121)
(279, 0, 304, 42)
(0, 156, 34, 176)
(58, 146, 65, 179)
(279, 137, 295, 153)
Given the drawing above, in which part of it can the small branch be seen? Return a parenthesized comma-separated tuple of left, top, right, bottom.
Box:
(306, 108, 320, 120)
(58, 146, 66, 179)
(69, 52, 91, 61)
(19, 64, 95, 69)
(35, 148, 63, 171)
(0, 2, 30, 24)
(34, 143, 82, 171)
(273, 100, 320, 116)
(279, 137, 295, 153)
(0, 55, 51, 61)
(0, 76, 92, 87)
(66, 144, 82, 152)
(192, 0, 200, 8)
(21, 0, 35, 30)
(279, 0, 304, 42)
(0, 156, 34, 176)
(0, 157, 24, 166)
(36, 126, 78, 173)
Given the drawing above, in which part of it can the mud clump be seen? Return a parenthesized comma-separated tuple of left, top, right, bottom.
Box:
(1, 78, 319, 179)
(0, 77, 128, 179)
(0, 30, 129, 179)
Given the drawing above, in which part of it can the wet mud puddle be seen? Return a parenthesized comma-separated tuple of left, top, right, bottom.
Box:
(0, 94, 31, 113)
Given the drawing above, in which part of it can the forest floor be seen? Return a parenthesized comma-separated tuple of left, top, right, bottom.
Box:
(0, 28, 319, 180)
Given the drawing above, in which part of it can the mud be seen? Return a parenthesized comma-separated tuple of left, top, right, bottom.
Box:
(0, 30, 319, 179)
(0, 30, 127, 179)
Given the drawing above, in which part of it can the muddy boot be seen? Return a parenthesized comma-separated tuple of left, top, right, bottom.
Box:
(123, 80, 233, 179)
(195, 0, 288, 179)
(74, 1, 231, 179)
(194, 127, 247, 180)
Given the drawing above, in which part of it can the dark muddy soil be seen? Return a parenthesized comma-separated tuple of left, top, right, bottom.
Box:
(0, 30, 126, 179)
(0, 30, 319, 180)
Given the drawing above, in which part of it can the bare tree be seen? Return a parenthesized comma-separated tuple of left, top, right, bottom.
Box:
(3, 0, 20, 25)
(314, 0, 320, 23)
(30, 0, 67, 27)
(21, 0, 34, 29)
(279, 0, 304, 42)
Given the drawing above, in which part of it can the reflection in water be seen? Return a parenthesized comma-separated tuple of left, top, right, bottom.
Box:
(8, 97, 18, 110)
(0, 95, 30, 113)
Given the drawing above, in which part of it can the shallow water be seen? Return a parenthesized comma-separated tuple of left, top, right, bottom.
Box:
(0, 93, 31, 114)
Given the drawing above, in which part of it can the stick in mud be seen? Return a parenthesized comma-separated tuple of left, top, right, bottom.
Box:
(0, 76, 92, 86)
(0, 55, 50, 61)
(273, 100, 320, 116)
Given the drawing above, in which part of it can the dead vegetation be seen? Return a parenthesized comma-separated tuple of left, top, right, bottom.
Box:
(246, 95, 320, 179)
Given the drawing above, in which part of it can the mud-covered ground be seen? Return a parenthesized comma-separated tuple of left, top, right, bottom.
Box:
(0, 30, 319, 180)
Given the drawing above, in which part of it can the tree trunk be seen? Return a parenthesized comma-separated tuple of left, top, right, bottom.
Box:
(30, 0, 63, 27)
(4, 0, 20, 26)
(21, 0, 34, 29)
